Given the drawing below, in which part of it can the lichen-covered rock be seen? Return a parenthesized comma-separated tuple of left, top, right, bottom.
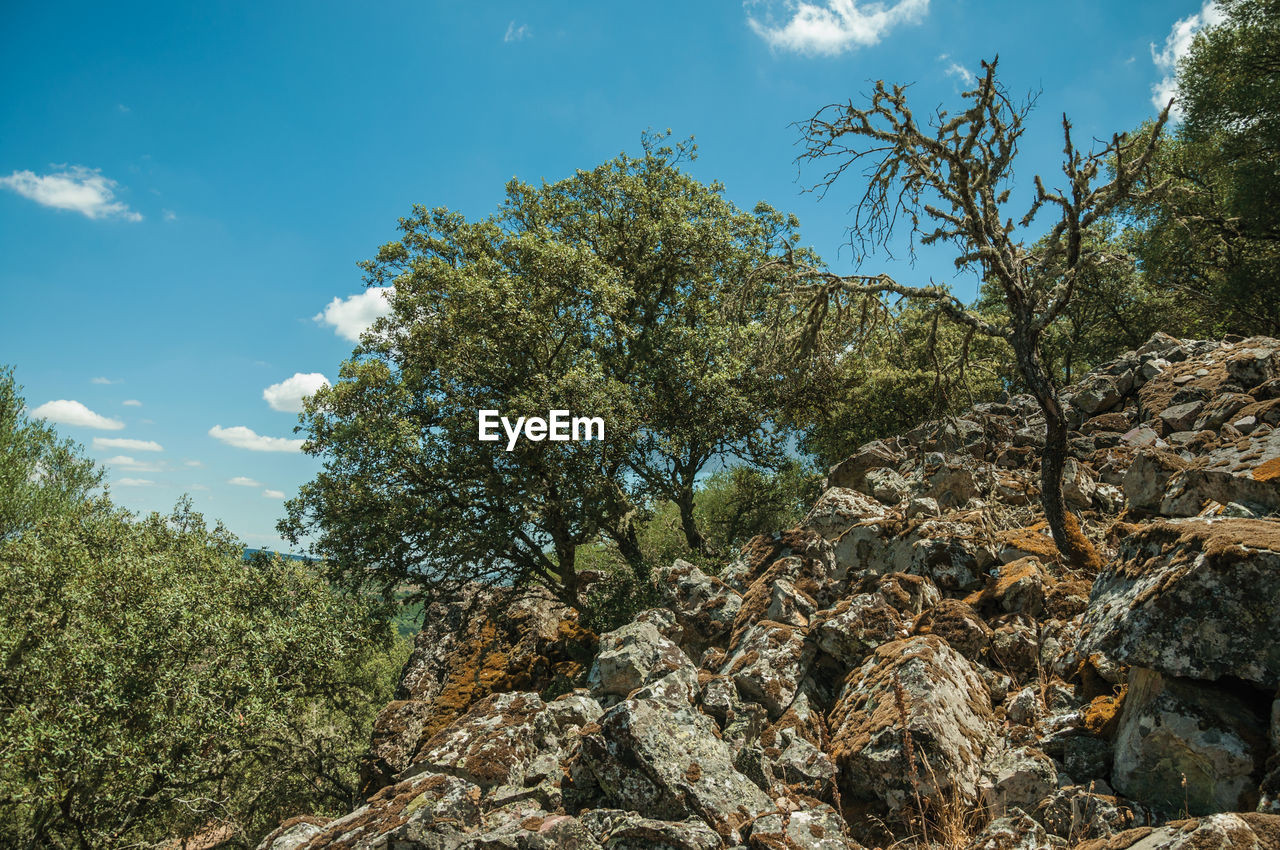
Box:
(965, 558, 1052, 619)
(656, 560, 743, 653)
(722, 620, 813, 719)
(579, 698, 772, 842)
(587, 621, 693, 699)
(1123, 448, 1190, 513)
(296, 771, 482, 849)
(1034, 786, 1135, 842)
(748, 802, 863, 849)
(828, 636, 997, 809)
(911, 599, 992, 663)
(254, 817, 329, 850)
(1078, 519, 1280, 686)
(965, 808, 1054, 850)
(810, 593, 906, 669)
(578, 810, 723, 850)
(410, 692, 561, 791)
(978, 745, 1058, 818)
(1111, 668, 1269, 816)
(1077, 813, 1280, 849)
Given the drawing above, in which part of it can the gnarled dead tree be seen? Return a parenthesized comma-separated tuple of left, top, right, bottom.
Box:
(773, 58, 1171, 567)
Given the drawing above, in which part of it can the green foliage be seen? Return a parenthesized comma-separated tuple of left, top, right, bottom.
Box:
(1123, 0, 1280, 335)
(282, 135, 806, 610)
(0, 499, 403, 847)
(784, 306, 1011, 468)
(0, 365, 103, 540)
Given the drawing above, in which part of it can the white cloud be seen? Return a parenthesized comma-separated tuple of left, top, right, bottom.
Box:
(105, 454, 164, 472)
(1151, 1, 1224, 115)
(94, 436, 164, 452)
(941, 54, 976, 86)
(184, 459, 203, 467)
(209, 425, 305, 453)
(263, 372, 330, 413)
(313, 287, 394, 341)
(163, 209, 177, 222)
(0, 166, 143, 221)
(263, 489, 285, 499)
(190, 483, 210, 491)
(228, 476, 263, 487)
(116, 477, 155, 487)
(122, 399, 142, 407)
(504, 21, 529, 42)
(91, 377, 119, 385)
(31, 400, 125, 430)
(746, 0, 929, 55)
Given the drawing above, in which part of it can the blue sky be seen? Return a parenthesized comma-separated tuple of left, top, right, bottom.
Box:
(0, 0, 1217, 550)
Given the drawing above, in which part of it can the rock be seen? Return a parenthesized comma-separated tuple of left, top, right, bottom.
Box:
(1083, 813, 1280, 849)
(886, 517, 991, 591)
(1033, 786, 1135, 842)
(864, 466, 911, 504)
(1226, 346, 1278, 389)
(587, 621, 694, 700)
(1078, 519, 1280, 686)
(829, 636, 996, 809)
(578, 810, 723, 850)
(579, 697, 772, 843)
(1112, 668, 1269, 815)
(1193, 393, 1255, 430)
(826, 441, 903, 491)
(296, 771, 483, 849)
(773, 734, 839, 792)
(1160, 400, 1207, 433)
(810, 593, 906, 669)
(912, 599, 992, 662)
(905, 495, 940, 518)
(722, 620, 813, 719)
(979, 745, 1059, 817)
(656, 560, 742, 653)
(966, 808, 1052, 850)
(1064, 457, 1098, 508)
(965, 557, 1052, 619)
(1123, 448, 1190, 513)
(802, 487, 894, 576)
(748, 803, 862, 849)
(254, 817, 330, 850)
(858, 572, 941, 618)
(1074, 375, 1124, 415)
(1062, 735, 1113, 783)
(1006, 687, 1040, 726)
(763, 579, 818, 628)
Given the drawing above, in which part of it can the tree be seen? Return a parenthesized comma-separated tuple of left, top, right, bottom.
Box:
(772, 59, 1169, 566)
(1123, 0, 1280, 335)
(281, 137, 804, 611)
(0, 365, 103, 540)
(0, 499, 401, 849)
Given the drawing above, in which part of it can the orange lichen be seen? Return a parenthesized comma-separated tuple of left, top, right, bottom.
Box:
(1062, 511, 1105, 572)
(1251, 456, 1280, 482)
(1082, 685, 1127, 739)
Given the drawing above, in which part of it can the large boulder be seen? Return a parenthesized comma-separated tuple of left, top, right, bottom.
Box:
(655, 560, 742, 653)
(828, 636, 997, 809)
(1111, 668, 1269, 816)
(1078, 813, 1280, 849)
(1078, 518, 1280, 686)
(578, 698, 772, 843)
(721, 620, 813, 719)
(587, 621, 693, 699)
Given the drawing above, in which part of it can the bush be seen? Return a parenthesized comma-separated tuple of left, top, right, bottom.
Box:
(0, 498, 405, 848)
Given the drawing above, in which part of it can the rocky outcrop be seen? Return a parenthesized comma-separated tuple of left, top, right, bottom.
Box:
(263, 334, 1280, 850)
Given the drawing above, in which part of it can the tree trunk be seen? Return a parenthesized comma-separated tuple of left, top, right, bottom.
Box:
(1012, 332, 1098, 568)
(609, 522, 649, 582)
(675, 485, 709, 555)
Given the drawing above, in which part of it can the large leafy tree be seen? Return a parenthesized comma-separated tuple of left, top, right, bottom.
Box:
(282, 137, 803, 610)
(1124, 0, 1280, 335)
(0, 365, 103, 540)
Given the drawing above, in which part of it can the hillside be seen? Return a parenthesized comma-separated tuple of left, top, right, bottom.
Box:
(259, 332, 1280, 850)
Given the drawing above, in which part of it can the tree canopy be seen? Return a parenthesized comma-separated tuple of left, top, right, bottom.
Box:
(282, 136, 805, 611)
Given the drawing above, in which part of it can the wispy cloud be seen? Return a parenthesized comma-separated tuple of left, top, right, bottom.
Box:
(122, 399, 142, 407)
(209, 425, 304, 453)
(184, 459, 203, 468)
(228, 476, 262, 487)
(504, 21, 529, 42)
(31, 400, 125, 430)
(116, 477, 155, 487)
(314, 288, 394, 342)
(1151, 1, 1224, 115)
(939, 53, 975, 86)
(105, 455, 165, 473)
(746, 0, 929, 55)
(163, 209, 177, 222)
(0, 166, 142, 221)
(263, 489, 285, 499)
(263, 372, 330, 413)
(94, 436, 163, 452)
(91, 377, 120, 385)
